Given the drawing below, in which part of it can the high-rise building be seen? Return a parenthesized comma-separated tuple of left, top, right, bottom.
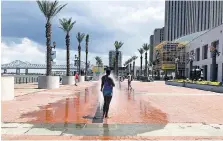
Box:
(150, 27, 165, 63)
(149, 35, 154, 63)
(164, 1, 223, 41)
(109, 50, 122, 67)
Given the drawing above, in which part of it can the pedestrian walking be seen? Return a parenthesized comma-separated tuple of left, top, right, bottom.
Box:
(75, 72, 79, 86)
(101, 69, 115, 118)
(127, 73, 132, 91)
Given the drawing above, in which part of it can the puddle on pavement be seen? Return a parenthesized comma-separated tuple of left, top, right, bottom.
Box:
(19, 85, 99, 123)
(18, 83, 168, 126)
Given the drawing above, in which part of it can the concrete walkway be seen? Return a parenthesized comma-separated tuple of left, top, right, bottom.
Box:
(2, 81, 223, 140)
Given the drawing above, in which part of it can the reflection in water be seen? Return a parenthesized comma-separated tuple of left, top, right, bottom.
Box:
(45, 105, 53, 122)
(65, 98, 69, 123)
(19, 84, 99, 123)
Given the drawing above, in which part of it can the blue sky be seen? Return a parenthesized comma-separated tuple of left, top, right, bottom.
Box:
(1, 0, 165, 67)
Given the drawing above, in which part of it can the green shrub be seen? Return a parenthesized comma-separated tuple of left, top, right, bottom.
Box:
(168, 79, 222, 86)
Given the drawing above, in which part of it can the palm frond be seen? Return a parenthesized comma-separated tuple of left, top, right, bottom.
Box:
(142, 43, 150, 51)
(114, 41, 124, 50)
(37, 0, 67, 22)
(76, 32, 85, 43)
(85, 34, 89, 43)
(138, 48, 145, 55)
(59, 17, 76, 32)
(132, 56, 138, 61)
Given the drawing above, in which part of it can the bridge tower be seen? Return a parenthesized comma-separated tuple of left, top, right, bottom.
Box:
(16, 68, 20, 74)
(3, 69, 7, 73)
(25, 69, 28, 75)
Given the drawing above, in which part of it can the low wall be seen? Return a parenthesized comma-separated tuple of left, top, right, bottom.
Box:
(1, 76, 14, 101)
(165, 81, 223, 93)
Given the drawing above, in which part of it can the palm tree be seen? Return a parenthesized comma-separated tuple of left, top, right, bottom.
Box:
(59, 18, 76, 76)
(37, 1, 67, 76)
(132, 56, 138, 79)
(142, 43, 150, 77)
(114, 41, 124, 77)
(76, 32, 85, 74)
(138, 48, 145, 75)
(210, 45, 220, 81)
(129, 58, 133, 75)
(85, 34, 89, 79)
(95, 56, 103, 66)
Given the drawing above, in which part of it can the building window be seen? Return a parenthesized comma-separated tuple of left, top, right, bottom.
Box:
(196, 48, 200, 61)
(202, 44, 208, 60)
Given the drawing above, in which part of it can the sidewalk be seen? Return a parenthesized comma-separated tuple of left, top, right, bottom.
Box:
(14, 83, 45, 97)
(2, 81, 99, 123)
(2, 81, 223, 140)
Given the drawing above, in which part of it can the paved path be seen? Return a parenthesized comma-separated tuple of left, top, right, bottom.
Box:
(2, 81, 223, 140)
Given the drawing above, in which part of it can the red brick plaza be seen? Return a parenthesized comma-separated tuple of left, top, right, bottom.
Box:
(1, 81, 223, 140)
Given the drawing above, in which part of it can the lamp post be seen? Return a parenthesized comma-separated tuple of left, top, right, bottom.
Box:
(74, 54, 79, 74)
(175, 57, 179, 79)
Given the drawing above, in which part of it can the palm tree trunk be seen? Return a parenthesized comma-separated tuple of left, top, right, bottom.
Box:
(130, 64, 132, 74)
(85, 52, 88, 79)
(45, 22, 52, 76)
(116, 50, 119, 77)
(211, 52, 217, 81)
(78, 44, 81, 74)
(140, 55, 143, 75)
(189, 60, 193, 79)
(145, 52, 148, 76)
(133, 61, 135, 79)
(66, 33, 70, 76)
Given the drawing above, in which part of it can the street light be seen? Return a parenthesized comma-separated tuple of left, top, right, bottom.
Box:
(175, 57, 179, 79)
(52, 41, 56, 49)
(74, 54, 79, 73)
(50, 41, 56, 62)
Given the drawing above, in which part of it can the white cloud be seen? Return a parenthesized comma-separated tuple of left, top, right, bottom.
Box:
(56, 0, 165, 54)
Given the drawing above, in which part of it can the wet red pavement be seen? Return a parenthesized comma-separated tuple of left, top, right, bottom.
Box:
(2, 81, 223, 140)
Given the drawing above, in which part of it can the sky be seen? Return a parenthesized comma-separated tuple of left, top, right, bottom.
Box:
(1, 0, 165, 71)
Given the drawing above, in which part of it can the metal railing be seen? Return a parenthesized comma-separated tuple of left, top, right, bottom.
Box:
(14, 76, 39, 84)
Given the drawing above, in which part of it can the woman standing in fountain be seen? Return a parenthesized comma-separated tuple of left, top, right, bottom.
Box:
(100, 69, 115, 118)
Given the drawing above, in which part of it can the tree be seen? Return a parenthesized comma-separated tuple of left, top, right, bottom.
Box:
(59, 18, 76, 76)
(114, 41, 124, 77)
(76, 32, 85, 75)
(142, 43, 150, 77)
(128, 58, 133, 75)
(138, 48, 145, 75)
(37, 0, 67, 76)
(132, 56, 138, 78)
(210, 45, 220, 81)
(85, 34, 89, 79)
(95, 56, 103, 67)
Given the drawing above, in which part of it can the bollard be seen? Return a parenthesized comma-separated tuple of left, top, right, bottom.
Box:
(26, 78, 28, 83)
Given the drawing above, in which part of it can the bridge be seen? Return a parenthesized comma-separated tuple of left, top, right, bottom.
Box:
(1, 60, 88, 74)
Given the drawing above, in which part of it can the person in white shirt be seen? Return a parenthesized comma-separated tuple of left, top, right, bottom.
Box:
(127, 73, 132, 90)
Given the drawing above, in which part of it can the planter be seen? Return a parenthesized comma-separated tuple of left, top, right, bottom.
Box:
(1, 76, 14, 101)
(165, 81, 223, 93)
(38, 76, 59, 89)
(62, 76, 74, 85)
(185, 83, 223, 93)
(165, 81, 185, 87)
(79, 76, 85, 82)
